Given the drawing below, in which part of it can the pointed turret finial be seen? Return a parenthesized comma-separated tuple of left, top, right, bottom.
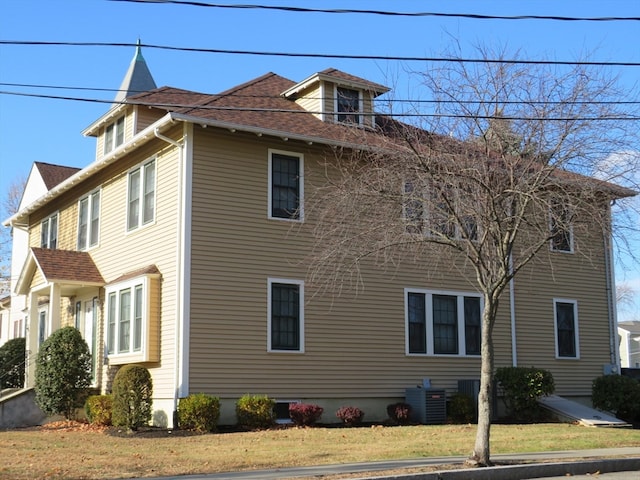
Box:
(114, 40, 157, 104)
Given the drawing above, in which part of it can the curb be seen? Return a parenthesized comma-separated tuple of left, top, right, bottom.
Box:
(362, 458, 640, 480)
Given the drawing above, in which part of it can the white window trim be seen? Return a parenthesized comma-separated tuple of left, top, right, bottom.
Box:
(126, 157, 157, 233)
(105, 276, 152, 364)
(334, 85, 363, 126)
(104, 116, 125, 155)
(77, 188, 101, 251)
(268, 149, 304, 222)
(405, 288, 483, 357)
(553, 298, 580, 359)
(549, 205, 574, 253)
(267, 277, 305, 353)
(40, 212, 59, 249)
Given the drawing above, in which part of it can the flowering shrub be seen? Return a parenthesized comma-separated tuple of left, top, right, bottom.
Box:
(289, 403, 323, 426)
(387, 402, 412, 424)
(336, 406, 364, 426)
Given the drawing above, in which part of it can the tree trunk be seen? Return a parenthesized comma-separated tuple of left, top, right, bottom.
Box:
(467, 297, 496, 467)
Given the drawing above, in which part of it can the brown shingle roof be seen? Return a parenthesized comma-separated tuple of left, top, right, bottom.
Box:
(31, 247, 104, 284)
(107, 265, 160, 285)
(35, 162, 81, 190)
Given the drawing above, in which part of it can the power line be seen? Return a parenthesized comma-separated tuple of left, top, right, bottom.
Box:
(2, 90, 638, 122)
(2, 40, 639, 67)
(108, 1, 640, 22)
(2, 82, 639, 106)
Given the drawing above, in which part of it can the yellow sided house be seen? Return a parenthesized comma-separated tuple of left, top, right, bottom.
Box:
(3, 47, 634, 427)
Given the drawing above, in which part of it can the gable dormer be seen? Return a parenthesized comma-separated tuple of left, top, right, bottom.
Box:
(282, 68, 389, 129)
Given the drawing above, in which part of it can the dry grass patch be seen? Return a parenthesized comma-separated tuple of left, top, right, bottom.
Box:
(0, 422, 638, 479)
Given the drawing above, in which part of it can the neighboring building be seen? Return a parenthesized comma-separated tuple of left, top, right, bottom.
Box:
(3, 162, 79, 348)
(2, 46, 634, 426)
(618, 321, 640, 369)
(0, 296, 9, 346)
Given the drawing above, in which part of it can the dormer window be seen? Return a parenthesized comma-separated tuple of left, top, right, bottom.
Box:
(104, 116, 125, 154)
(336, 87, 361, 124)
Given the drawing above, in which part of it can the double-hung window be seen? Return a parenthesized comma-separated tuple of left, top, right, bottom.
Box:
(127, 159, 156, 231)
(268, 278, 304, 352)
(269, 150, 303, 221)
(104, 116, 125, 154)
(336, 87, 361, 125)
(77, 190, 100, 250)
(402, 181, 478, 241)
(40, 213, 58, 249)
(406, 289, 482, 356)
(554, 299, 579, 359)
(106, 273, 160, 364)
(550, 201, 573, 253)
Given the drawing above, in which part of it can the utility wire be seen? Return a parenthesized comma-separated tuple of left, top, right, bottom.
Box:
(2, 83, 639, 106)
(2, 90, 638, 122)
(108, 0, 640, 22)
(2, 41, 639, 67)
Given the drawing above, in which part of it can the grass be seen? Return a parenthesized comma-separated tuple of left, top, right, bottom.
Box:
(1, 422, 639, 480)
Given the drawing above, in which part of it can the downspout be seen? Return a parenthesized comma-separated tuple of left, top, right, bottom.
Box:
(153, 127, 187, 426)
(604, 201, 620, 373)
(509, 253, 518, 366)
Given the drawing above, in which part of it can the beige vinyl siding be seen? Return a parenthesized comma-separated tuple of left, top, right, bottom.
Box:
(188, 127, 514, 401)
(88, 128, 183, 397)
(30, 268, 44, 289)
(293, 84, 322, 120)
(513, 242, 611, 396)
(134, 106, 166, 134)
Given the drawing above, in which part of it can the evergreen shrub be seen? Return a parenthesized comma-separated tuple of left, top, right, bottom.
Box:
(235, 394, 275, 430)
(0, 337, 26, 389)
(111, 364, 153, 430)
(178, 393, 220, 432)
(34, 327, 92, 419)
(592, 374, 640, 422)
(85, 395, 113, 426)
(495, 366, 555, 422)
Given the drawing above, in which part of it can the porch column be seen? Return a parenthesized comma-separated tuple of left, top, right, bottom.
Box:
(48, 283, 61, 334)
(26, 292, 39, 388)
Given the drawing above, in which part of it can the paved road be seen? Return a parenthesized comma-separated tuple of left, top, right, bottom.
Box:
(137, 447, 640, 480)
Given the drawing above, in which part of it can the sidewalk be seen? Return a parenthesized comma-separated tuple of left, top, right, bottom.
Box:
(139, 447, 640, 480)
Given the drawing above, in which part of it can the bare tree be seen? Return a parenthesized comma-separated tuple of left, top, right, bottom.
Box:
(0, 175, 26, 295)
(307, 46, 639, 466)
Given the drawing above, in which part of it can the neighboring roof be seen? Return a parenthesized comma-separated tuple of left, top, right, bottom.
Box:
(618, 321, 640, 334)
(30, 247, 104, 285)
(114, 41, 157, 104)
(34, 162, 81, 190)
(0, 295, 10, 308)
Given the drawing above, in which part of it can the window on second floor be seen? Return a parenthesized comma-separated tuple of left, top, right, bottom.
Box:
(40, 213, 58, 249)
(269, 150, 303, 221)
(77, 190, 101, 250)
(127, 159, 156, 231)
(336, 87, 362, 124)
(550, 201, 573, 253)
(104, 116, 125, 154)
(402, 181, 478, 241)
(406, 289, 482, 356)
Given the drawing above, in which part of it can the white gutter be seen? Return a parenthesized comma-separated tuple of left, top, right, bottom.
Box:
(509, 253, 518, 366)
(604, 202, 620, 372)
(153, 125, 190, 423)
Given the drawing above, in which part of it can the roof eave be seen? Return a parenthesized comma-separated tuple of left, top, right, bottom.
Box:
(3, 113, 176, 228)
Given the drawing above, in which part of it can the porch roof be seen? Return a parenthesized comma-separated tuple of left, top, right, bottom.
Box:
(16, 248, 105, 295)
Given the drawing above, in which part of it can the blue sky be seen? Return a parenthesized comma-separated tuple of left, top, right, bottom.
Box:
(0, 0, 638, 320)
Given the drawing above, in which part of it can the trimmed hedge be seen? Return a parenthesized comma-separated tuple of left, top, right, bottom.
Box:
(178, 393, 220, 432)
(236, 394, 275, 430)
(592, 374, 640, 422)
(111, 365, 153, 430)
(336, 406, 364, 426)
(0, 337, 26, 389)
(289, 403, 323, 426)
(85, 395, 113, 426)
(495, 366, 555, 422)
